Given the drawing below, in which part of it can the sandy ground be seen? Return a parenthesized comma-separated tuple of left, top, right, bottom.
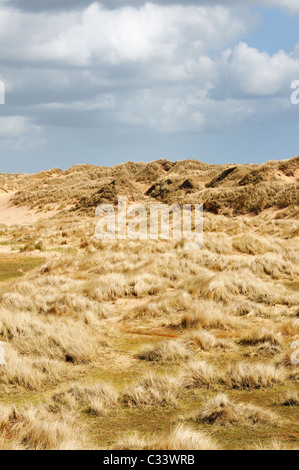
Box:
(274, 169, 299, 183)
(0, 192, 57, 226)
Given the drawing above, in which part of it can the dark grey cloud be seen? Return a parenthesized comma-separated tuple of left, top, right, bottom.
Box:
(6, 1, 299, 16)
(3, 1, 255, 12)
(7, 1, 171, 11)
(6, 0, 94, 11)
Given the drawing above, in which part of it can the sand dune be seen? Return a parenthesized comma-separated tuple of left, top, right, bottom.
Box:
(0, 192, 56, 226)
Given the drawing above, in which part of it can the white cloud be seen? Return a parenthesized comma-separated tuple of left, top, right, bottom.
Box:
(261, 0, 299, 14)
(221, 42, 299, 97)
(0, 3, 248, 66)
(0, 1, 299, 139)
(4, 1, 299, 15)
(0, 116, 43, 150)
(0, 116, 40, 137)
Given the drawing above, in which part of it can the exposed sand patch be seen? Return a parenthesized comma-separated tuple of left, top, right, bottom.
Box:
(0, 192, 57, 226)
(274, 169, 299, 183)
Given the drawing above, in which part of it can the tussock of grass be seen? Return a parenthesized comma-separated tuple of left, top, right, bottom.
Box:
(52, 383, 118, 416)
(232, 235, 274, 255)
(224, 362, 285, 390)
(183, 331, 231, 351)
(179, 361, 217, 389)
(188, 394, 276, 426)
(275, 391, 299, 406)
(239, 328, 282, 347)
(180, 302, 235, 330)
(253, 342, 282, 358)
(254, 440, 296, 451)
(114, 425, 218, 450)
(136, 340, 190, 363)
(0, 311, 98, 365)
(123, 373, 178, 407)
(0, 406, 85, 450)
(251, 254, 298, 280)
(129, 291, 192, 320)
(184, 270, 298, 306)
(0, 344, 74, 390)
(113, 432, 150, 450)
(158, 425, 218, 450)
(278, 351, 298, 368)
(280, 319, 299, 336)
(0, 347, 44, 390)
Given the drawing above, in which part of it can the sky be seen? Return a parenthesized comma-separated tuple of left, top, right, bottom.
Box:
(0, 0, 299, 173)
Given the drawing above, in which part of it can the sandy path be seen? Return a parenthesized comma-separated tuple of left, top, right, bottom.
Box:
(0, 192, 57, 226)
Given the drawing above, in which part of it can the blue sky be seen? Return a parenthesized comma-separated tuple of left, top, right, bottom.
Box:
(0, 1, 299, 173)
(245, 6, 299, 54)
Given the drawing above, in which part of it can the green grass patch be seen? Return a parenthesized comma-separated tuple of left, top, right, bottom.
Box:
(0, 256, 45, 282)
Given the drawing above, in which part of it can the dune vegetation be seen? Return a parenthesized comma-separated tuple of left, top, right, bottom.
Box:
(0, 157, 298, 450)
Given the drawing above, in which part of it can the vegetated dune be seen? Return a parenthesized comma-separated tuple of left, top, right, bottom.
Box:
(74, 178, 145, 214)
(3, 155, 298, 217)
(0, 155, 298, 450)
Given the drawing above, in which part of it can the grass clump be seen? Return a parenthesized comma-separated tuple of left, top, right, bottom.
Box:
(179, 361, 217, 389)
(123, 373, 178, 407)
(224, 362, 285, 390)
(188, 394, 276, 426)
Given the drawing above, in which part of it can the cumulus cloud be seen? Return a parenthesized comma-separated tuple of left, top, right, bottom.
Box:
(217, 43, 299, 98)
(0, 0, 298, 147)
(0, 3, 248, 66)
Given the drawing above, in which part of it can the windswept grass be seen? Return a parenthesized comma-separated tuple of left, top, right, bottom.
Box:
(188, 394, 276, 426)
(114, 425, 218, 451)
(0, 157, 298, 450)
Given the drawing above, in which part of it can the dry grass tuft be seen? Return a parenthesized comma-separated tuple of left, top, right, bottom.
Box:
(179, 361, 217, 389)
(180, 302, 235, 330)
(184, 331, 231, 351)
(275, 391, 299, 407)
(113, 432, 151, 450)
(239, 327, 282, 346)
(0, 406, 85, 450)
(52, 383, 118, 416)
(224, 362, 285, 389)
(280, 319, 299, 336)
(114, 425, 218, 450)
(136, 340, 190, 363)
(254, 440, 297, 451)
(123, 373, 178, 407)
(159, 425, 218, 450)
(188, 394, 276, 426)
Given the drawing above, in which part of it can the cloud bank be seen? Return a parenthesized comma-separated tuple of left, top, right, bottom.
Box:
(4, 1, 299, 14)
(0, 1, 298, 152)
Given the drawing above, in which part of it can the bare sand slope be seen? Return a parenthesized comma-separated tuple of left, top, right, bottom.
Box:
(0, 192, 56, 226)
